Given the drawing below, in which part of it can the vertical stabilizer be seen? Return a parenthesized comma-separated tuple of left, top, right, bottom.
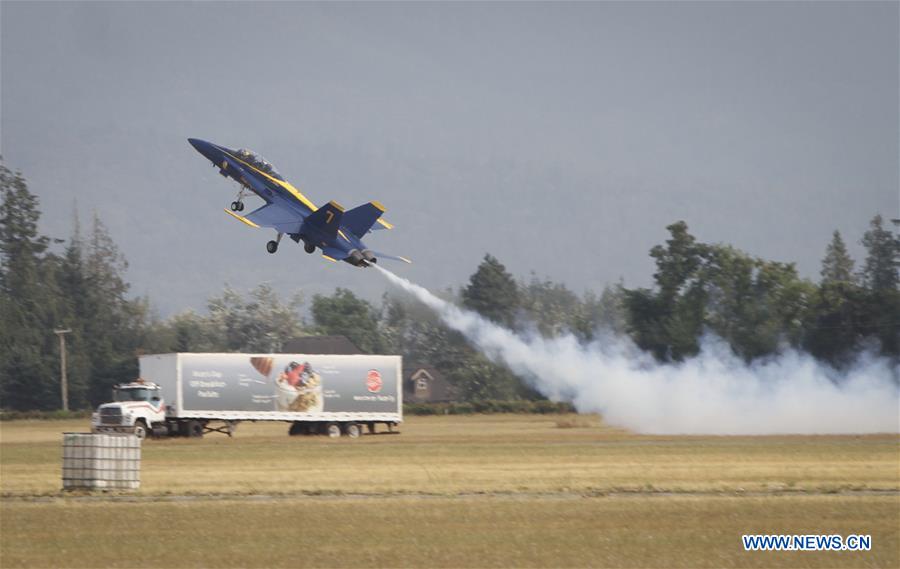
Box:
(301, 201, 344, 240)
(343, 201, 387, 236)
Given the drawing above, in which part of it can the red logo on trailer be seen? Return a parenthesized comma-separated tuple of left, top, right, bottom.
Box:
(366, 369, 383, 393)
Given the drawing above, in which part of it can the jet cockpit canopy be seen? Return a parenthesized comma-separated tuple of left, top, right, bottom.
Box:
(235, 148, 284, 181)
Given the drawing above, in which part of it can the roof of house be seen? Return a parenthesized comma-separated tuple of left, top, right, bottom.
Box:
(282, 335, 362, 355)
(404, 363, 457, 402)
(403, 363, 442, 381)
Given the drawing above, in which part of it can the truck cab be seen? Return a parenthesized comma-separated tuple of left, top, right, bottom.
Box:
(91, 380, 167, 440)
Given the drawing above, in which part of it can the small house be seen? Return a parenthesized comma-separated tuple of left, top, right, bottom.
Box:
(404, 364, 456, 403)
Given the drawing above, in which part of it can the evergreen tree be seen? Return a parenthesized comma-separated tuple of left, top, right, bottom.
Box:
(0, 163, 49, 293)
(820, 230, 855, 285)
(858, 214, 900, 356)
(0, 161, 62, 410)
(860, 214, 899, 292)
(55, 211, 92, 408)
(80, 214, 147, 404)
(804, 280, 866, 365)
(461, 254, 519, 329)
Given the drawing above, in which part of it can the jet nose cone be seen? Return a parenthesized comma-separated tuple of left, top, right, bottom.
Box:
(188, 138, 219, 162)
(188, 138, 206, 151)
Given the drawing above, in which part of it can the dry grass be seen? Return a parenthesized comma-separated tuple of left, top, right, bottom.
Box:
(2, 495, 898, 568)
(555, 416, 600, 429)
(1, 415, 897, 497)
(1, 415, 898, 568)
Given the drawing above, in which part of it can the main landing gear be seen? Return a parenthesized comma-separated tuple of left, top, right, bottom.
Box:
(266, 232, 283, 254)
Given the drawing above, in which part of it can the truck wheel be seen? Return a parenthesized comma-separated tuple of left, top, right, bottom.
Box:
(133, 420, 148, 441)
(289, 422, 307, 436)
(325, 423, 341, 438)
(344, 423, 361, 439)
(182, 420, 204, 438)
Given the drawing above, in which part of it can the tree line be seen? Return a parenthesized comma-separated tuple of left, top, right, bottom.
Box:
(1, 160, 897, 410)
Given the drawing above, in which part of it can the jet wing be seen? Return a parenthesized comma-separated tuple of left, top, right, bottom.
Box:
(243, 203, 305, 234)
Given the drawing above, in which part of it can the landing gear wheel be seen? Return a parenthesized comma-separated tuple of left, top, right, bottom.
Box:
(237, 201, 245, 211)
(266, 240, 278, 254)
(304, 242, 316, 254)
(230, 201, 239, 211)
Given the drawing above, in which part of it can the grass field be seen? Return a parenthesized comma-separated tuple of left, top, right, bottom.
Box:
(1, 415, 898, 568)
(3, 495, 898, 568)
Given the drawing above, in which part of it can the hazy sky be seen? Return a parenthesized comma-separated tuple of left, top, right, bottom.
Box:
(2, 1, 898, 317)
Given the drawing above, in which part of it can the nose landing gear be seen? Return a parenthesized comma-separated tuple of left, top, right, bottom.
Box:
(230, 185, 250, 212)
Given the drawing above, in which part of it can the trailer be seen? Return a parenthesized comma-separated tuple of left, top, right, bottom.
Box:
(91, 353, 402, 439)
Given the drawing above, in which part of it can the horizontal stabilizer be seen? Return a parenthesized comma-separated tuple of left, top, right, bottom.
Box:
(321, 246, 348, 263)
(343, 201, 388, 236)
(371, 250, 412, 264)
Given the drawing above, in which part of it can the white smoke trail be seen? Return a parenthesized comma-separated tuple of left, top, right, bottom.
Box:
(376, 266, 900, 434)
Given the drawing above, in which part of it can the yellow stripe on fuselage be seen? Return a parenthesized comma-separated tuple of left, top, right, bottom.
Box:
(224, 208, 259, 228)
(227, 151, 395, 229)
(227, 153, 318, 211)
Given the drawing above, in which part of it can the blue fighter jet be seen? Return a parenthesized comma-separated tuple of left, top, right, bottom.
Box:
(188, 138, 410, 267)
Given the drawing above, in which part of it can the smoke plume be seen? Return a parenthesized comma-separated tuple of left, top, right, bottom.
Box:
(376, 266, 899, 435)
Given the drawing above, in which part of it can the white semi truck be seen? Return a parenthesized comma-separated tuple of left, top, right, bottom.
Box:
(91, 353, 402, 439)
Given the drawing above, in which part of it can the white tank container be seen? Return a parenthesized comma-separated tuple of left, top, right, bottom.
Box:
(62, 433, 141, 490)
